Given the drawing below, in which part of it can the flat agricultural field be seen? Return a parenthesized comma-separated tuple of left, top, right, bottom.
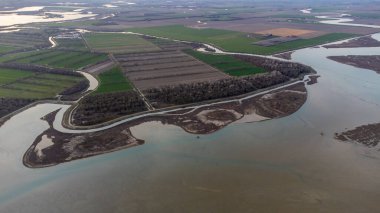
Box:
(55, 38, 88, 51)
(2, 50, 108, 70)
(0, 44, 18, 54)
(185, 50, 265, 76)
(256, 28, 318, 37)
(129, 25, 356, 55)
(94, 66, 133, 94)
(84, 33, 160, 53)
(0, 32, 49, 48)
(115, 50, 227, 90)
(0, 68, 84, 99)
(128, 25, 261, 52)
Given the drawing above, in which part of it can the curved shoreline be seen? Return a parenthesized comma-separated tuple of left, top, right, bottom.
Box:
(24, 81, 309, 168)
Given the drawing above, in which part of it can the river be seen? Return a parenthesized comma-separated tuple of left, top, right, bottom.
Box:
(0, 6, 96, 27)
(1, 30, 380, 213)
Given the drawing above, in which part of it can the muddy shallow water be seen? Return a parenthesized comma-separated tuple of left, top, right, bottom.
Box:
(1, 34, 380, 212)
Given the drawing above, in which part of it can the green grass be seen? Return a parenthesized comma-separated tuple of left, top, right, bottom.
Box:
(84, 33, 160, 53)
(55, 38, 88, 50)
(94, 66, 133, 94)
(129, 25, 357, 55)
(0, 68, 34, 85)
(0, 44, 18, 54)
(129, 25, 260, 53)
(185, 50, 265, 76)
(0, 69, 84, 99)
(2, 50, 109, 70)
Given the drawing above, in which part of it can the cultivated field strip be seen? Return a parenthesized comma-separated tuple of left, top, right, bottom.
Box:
(143, 37, 191, 51)
(0, 32, 48, 48)
(4, 50, 109, 70)
(115, 50, 227, 90)
(84, 33, 161, 54)
(0, 68, 83, 99)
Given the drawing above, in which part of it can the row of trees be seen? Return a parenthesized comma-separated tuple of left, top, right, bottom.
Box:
(73, 91, 147, 125)
(235, 55, 315, 78)
(0, 98, 35, 118)
(144, 71, 290, 105)
(59, 80, 89, 96)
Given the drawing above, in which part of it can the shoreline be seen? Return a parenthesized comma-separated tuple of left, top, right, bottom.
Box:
(23, 82, 309, 168)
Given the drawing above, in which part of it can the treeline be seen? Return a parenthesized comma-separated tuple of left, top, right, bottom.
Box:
(59, 80, 89, 96)
(0, 63, 81, 77)
(73, 91, 147, 125)
(0, 98, 35, 118)
(144, 71, 290, 106)
(235, 55, 315, 78)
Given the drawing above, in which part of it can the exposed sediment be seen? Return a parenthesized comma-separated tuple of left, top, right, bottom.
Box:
(335, 123, 380, 147)
(328, 55, 380, 74)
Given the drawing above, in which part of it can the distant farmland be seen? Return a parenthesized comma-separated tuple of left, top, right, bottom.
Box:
(185, 50, 265, 76)
(0, 67, 84, 99)
(0, 31, 50, 54)
(0, 31, 49, 49)
(129, 25, 356, 55)
(1, 50, 108, 70)
(84, 33, 160, 53)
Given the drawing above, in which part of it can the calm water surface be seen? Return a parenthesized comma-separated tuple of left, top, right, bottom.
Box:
(1, 35, 380, 212)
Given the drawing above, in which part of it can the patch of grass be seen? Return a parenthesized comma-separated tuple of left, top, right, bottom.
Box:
(3, 50, 109, 70)
(84, 33, 160, 53)
(185, 49, 265, 76)
(94, 66, 133, 94)
(129, 25, 356, 55)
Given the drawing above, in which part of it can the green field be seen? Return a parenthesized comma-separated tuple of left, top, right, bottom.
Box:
(2, 50, 108, 70)
(0, 31, 48, 48)
(129, 25, 260, 53)
(185, 50, 265, 76)
(129, 25, 356, 55)
(94, 66, 133, 94)
(0, 44, 18, 54)
(84, 33, 160, 53)
(0, 68, 84, 99)
(55, 38, 88, 50)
